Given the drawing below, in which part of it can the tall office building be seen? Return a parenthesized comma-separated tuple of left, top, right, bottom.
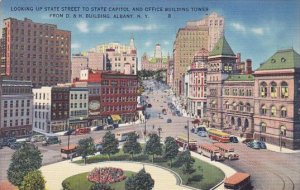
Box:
(0, 18, 71, 87)
(173, 12, 224, 95)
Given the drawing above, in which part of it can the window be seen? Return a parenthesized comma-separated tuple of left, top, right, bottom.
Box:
(239, 102, 244, 111)
(225, 102, 229, 109)
(261, 105, 267, 115)
(4, 101, 7, 108)
(27, 109, 30, 116)
(280, 107, 287, 118)
(239, 89, 245, 96)
(260, 122, 267, 133)
(280, 126, 287, 137)
(270, 82, 277, 98)
(232, 102, 237, 111)
(4, 110, 7, 117)
(27, 100, 30, 107)
(233, 89, 238, 96)
(281, 82, 288, 98)
(224, 89, 229, 96)
(260, 82, 267, 97)
(10, 101, 13, 108)
(271, 106, 276, 117)
(246, 103, 251, 112)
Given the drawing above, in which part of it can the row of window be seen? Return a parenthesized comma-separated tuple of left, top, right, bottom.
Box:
(101, 80, 138, 87)
(224, 102, 252, 112)
(70, 110, 88, 117)
(102, 96, 136, 103)
(259, 81, 289, 98)
(1, 87, 31, 95)
(70, 94, 87, 100)
(102, 105, 135, 112)
(3, 118, 30, 127)
(114, 57, 136, 61)
(34, 111, 48, 119)
(3, 100, 31, 108)
(34, 122, 45, 130)
(102, 87, 137, 94)
(224, 88, 253, 97)
(260, 123, 287, 137)
(70, 103, 87, 109)
(3, 109, 30, 117)
(260, 105, 287, 118)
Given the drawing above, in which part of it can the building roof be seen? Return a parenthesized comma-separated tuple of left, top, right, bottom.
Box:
(256, 49, 300, 71)
(209, 37, 235, 57)
(224, 172, 250, 185)
(225, 74, 254, 81)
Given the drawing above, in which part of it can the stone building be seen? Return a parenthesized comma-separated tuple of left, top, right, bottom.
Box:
(141, 44, 168, 71)
(253, 49, 300, 150)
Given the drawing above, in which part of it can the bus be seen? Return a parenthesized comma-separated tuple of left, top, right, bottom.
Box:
(116, 130, 139, 141)
(224, 172, 252, 190)
(213, 143, 239, 160)
(75, 127, 91, 135)
(208, 129, 230, 143)
(175, 135, 197, 151)
(197, 144, 225, 161)
(61, 145, 78, 159)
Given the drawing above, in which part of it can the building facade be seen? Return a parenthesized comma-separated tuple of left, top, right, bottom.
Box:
(141, 44, 168, 71)
(33, 86, 89, 134)
(186, 49, 208, 118)
(1, 18, 71, 87)
(173, 12, 224, 95)
(0, 79, 33, 138)
(253, 49, 300, 150)
(71, 54, 88, 81)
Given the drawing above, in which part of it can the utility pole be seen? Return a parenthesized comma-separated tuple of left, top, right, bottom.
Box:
(144, 117, 147, 138)
(187, 120, 190, 149)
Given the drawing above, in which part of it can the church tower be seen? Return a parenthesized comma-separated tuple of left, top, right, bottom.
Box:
(206, 36, 237, 129)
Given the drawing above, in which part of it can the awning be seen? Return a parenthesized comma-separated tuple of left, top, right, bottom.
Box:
(111, 114, 121, 121)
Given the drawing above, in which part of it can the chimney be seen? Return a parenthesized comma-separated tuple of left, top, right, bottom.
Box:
(240, 62, 245, 74)
(236, 53, 241, 63)
(246, 59, 253, 74)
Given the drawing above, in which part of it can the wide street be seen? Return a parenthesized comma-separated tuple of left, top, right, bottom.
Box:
(1, 79, 300, 190)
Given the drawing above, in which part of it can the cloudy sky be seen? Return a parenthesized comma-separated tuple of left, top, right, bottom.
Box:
(1, 0, 300, 69)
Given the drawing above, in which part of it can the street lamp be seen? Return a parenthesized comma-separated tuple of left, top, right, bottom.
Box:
(184, 120, 190, 150)
(144, 117, 147, 138)
(158, 127, 162, 141)
(279, 131, 283, 152)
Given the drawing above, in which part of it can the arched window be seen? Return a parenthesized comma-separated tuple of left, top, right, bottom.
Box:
(281, 82, 288, 98)
(225, 101, 229, 109)
(261, 122, 267, 133)
(239, 102, 244, 111)
(261, 105, 267, 115)
(260, 82, 267, 98)
(271, 106, 277, 117)
(280, 107, 287, 118)
(280, 125, 287, 137)
(231, 117, 235, 125)
(246, 103, 251, 112)
(232, 102, 237, 111)
(270, 82, 277, 98)
(211, 100, 216, 108)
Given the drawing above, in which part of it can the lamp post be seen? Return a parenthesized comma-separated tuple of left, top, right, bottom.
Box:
(184, 120, 190, 150)
(158, 127, 162, 141)
(144, 117, 147, 138)
(279, 131, 283, 152)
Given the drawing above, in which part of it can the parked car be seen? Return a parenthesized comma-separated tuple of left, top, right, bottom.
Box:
(256, 141, 267, 149)
(242, 138, 254, 144)
(113, 124, 119, 129)
(9, 142, 22, 150)
(30, 135, 45, 143)
(42, 136, 61, 146)
(198, 131, 207, 137)
(147, 104, 152, 108)
(2, 137, 17, 147)
(93, 125, 104, 131)
(167, 119, 172, 123)
(230, 136, 239, 143)
(95, 144, 103, 153)
(64, 129, 75, 136)
(104, 125, 114, 130)
(247, 141, 260, 149)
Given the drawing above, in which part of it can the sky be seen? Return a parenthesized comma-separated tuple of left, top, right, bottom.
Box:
(0, 0, 300, 70)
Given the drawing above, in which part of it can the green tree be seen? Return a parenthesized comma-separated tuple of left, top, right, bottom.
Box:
(176, 150, 195, 174)
(123, 133, 142, 159)
(145, 133, 162, 163)
(102, 131, 119, 160)
(163, 136, 179, 167)
(125, 169, 154, 190)
(7, 143, 42, 187)
(90, 183, 112, 190)
(77, 137, 96, 164)
(62, 180, 72, 190)
(19, 170, 45, 190)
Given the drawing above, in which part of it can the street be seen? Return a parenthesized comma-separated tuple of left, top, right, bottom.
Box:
(1, 79, 300, 190)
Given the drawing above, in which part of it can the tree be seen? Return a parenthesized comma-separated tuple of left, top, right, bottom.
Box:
(123, 133, 142, 159)
(125, 169, 154, 190)
(102, 131, 119, 160)
(90, 183, 112, 190)
(163, 137, 179, 167)
(62, 181, 72, 190)
(7, 143, 42, 187)
(145, 133, 162, 163)
(19, 170, 46, 190)
(176, 150, 195, 174)
(77, 137, 96, 164)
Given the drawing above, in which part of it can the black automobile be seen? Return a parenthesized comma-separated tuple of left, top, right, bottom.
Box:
(167, 119, 172, 123)
(3, 137, 17, 147)
(94, 125, 104, 131)
(9, 142, 22, 150)
(42, 136, 61, 146)
(147, 104, 152, 108)
(230, 136, 239, 143)
(64, 129, 75, 136)
(113, 124, 119, 129)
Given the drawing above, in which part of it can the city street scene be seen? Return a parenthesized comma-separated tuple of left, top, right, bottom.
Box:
(0, 0, 300, 190)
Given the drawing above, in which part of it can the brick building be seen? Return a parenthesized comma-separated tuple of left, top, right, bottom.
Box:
(0, 18, 71, 87)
